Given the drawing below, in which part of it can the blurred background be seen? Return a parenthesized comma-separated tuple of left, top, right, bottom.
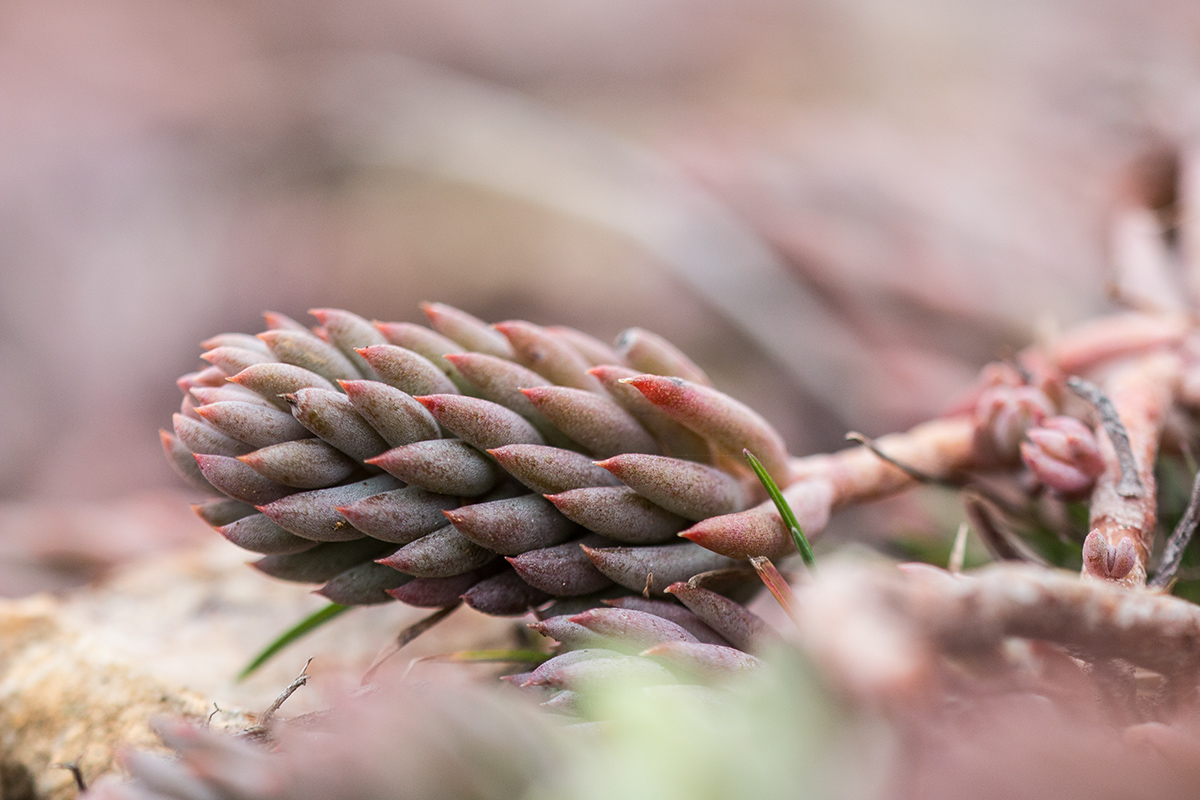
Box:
(2, 0, 1199, 595)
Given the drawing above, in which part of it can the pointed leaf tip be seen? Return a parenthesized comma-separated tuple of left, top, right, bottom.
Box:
(621, 374, 789, 480)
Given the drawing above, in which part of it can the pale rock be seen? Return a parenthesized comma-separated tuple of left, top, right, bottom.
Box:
(0, 539, 518, 799)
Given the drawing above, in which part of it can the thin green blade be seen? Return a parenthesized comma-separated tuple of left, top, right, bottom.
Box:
(744, 449, 818, 572)
(238, 602, 351, 681)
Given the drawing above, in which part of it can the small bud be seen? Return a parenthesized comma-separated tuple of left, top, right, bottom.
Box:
(172, 413, 252, 457)
(619, 374, 789, 483)
(387, 569, 490, 607)
(317, 561, 414, 605)
(507, 536, 615, 597)
(284, 388, 389, 461)
(615, 327, 712, 385)
(974, 384, 1054, 463)
(238, 439, 358, 489)
(339, 380, 439, 447)
(193, 453, 292, 505)
(596, 453, 747, 520)
(200, 332, 272, 353)
(378, 525, 498, 578)
(522, 649, 624, 686)
(488, 444, 621, 494)
(589, 365, 711, 461)
(541, 691, 582, 713)
(336, 486, 460, 544)
(191, 498, 255, 527)
(373, 320, 470, 389)
(1082, 530, 1138, 581)
(179, 391, 204, 421)
(258, 329, 361, 383)
(603, 596, 728, 645)
(356, 345, 459, 397)
(188, 385, 273, 408)
(493, 320, 605, 393)
(308, 308, 387, 377)
(217, 513, 319, 555)
(1020, 416, 1106, 498)
(253, 538, 396, 583)
(367, 439, 501, 496)
(527, 616, 611, 649)
(374, 320, 463, 359)
(679, 479, 833, 559)
(229, 363, 337, 410)
(460, 569, 552, 616)
(521, 386, 659, 457)
(664, 581, 773, 651)
(546, 325, 624, 367)
(196, 401, 313, 448)
(547, 487, 688, 544)
(262, 310, 309, 331)
(568, 608, 699, 651)
(257, 474, 399, 541)
(200, 346, 274, 376)
(640, 641, 761, 678)
(161, 430, 218, 494)
(581, 542, 740, 595)
(177, 366, 228, 393)
(678, 509, 788, 559)
(417, 394, 545, 450)
(442, 352, 568, 445)
(540, 655, 675, 691)
(444, 495, 576, 555)
(421, 302, 515, 359)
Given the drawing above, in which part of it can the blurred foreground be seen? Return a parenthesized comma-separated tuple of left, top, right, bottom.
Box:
(4, 549, 1190, 800)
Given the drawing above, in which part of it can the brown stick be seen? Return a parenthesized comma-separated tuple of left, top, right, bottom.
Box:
(1067, 376, 1144, 499)
(1150, 466, 1200, 588)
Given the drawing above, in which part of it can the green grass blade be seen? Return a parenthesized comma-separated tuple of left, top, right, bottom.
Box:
(238, 602, 352, 681)
(744, 449, 817, 572)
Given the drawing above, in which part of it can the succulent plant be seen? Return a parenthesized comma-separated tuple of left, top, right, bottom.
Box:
(162, 303, 794, 639)
(120, 149, 1200, 800)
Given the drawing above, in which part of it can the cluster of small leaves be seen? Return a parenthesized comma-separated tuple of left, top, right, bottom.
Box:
(163, 303, 805, 667)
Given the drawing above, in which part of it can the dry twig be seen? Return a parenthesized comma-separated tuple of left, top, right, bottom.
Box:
(1151, 467, 1200, 589)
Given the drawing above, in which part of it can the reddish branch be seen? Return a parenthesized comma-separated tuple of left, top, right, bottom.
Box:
(1081, 353, 1181, 587)
(796, 560, 1200, 702)
(788, 417, 979, 507)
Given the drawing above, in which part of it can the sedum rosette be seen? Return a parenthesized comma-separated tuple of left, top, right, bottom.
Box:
(162, 304, 795, 639)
